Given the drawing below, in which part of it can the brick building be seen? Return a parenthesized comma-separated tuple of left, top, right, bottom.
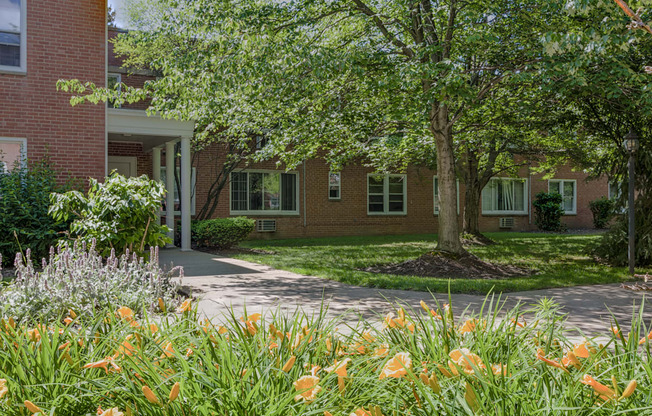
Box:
(0, 3, 611, 245)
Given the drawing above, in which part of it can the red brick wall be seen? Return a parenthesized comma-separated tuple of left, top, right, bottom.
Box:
(107, 141, 152, 177)
(0, 0, 107, 182)
(188, 146, 609, 239)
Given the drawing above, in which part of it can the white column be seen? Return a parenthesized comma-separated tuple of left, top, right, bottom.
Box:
(180, 136, 192, 251)
(152, 147, 162, 222)
(165, 141, 176, 247)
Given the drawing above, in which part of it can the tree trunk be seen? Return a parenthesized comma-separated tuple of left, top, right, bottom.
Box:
(463, 182, 482, 236)
(431, 103, 464, 254)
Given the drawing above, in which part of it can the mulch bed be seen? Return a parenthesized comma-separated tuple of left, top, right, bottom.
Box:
(362, 251, 533, 280)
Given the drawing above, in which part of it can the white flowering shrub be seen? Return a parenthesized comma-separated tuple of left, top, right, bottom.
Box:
(0, 241, 182, 323)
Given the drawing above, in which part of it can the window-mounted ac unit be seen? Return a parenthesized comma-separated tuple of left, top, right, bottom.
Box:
(256, 219, 276, 232)
(499, 217, 515, 229)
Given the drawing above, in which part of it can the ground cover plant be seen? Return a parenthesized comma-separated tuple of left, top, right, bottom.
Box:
(0, 241, 181, 323)
(232, 233, 644, 294)
(0, 298, 650, 415)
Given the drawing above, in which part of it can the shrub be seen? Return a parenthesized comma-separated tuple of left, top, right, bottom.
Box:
(589, 197, 614, 228)
(0, 241, 182, 323)
(592, 200, 652, 266)
(533, 192, 565, 231)
(49, 173, 171, 257)
(192, 217, 255, 249)
(0, 158, 70, 267)
(0, 298, 650, 415)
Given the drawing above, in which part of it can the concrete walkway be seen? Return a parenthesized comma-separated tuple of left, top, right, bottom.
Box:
(159, 248, 651, 335)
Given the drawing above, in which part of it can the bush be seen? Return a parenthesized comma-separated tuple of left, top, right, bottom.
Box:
(0, 240, 182, 323)
(533, 192, 565, 231)
(0, 158, 70, 267)
(592, 201, 652, 266)
(49, 173, 171, 257)
(0, 298, 650, 415)
(589, 197, 614, 228)
(192, 217, 255, 249)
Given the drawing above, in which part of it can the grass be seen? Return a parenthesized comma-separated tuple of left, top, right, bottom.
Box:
(233, 232, 646, 294)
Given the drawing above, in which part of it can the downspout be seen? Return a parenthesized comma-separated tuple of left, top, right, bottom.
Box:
(303, 161, 307, 227)
(104, 9, 108, 177)
(528, 162, 532, 226)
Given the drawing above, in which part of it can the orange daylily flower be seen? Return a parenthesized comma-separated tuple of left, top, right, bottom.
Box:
(379, 352, 412, 380)
(0, 379, 7, 399)
(24, 400, 43, 414)
(282, 356, 297, 372)
(580, 375, 616, 401)
(116, 307, 134, 321)
(383, 310, 414, 332)
(449, 348, 485, 374)
(169, 382, 181, 402)
(149, 323, 159, 334)
(83, 357, 120, 374)
(325, 358, 351, 377)
(293, 375, 321, 402)
(160, 341, 175, 358)
(491, 363, 508, 376)
(373, 344, 389, 357)
(157, 298, 166, 312)
(177, 299, 192, 313)
(99, 408, 124, 416)
(63, 317, 73, 325)
(638, 330, 652, 345)
(535, 349, 569, 373)
(142, 385, 159, 404)
(240, 313, 261, 323)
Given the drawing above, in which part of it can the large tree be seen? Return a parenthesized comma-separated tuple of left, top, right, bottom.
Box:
(63, 0, 568, 254)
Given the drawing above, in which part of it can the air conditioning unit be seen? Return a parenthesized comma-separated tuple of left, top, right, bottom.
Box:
(256, 219, 276, 232)
(499, 217, 515, 229)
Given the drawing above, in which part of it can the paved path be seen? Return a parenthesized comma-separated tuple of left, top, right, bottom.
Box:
(159, 248, 651, 335)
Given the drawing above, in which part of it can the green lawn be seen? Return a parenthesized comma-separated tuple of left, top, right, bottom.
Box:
(233, 232, 644, 294)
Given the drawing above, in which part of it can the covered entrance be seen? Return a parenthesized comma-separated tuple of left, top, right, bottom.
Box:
(107, 108, 195, 251)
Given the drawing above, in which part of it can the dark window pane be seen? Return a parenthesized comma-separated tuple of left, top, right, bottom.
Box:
(329, 187, 339, 198)
(0, 44, 19, 67)
(231, 172, 248, 211)
(263, 173, 280, 210)
(249, 173, 263, 210)
(281, 173, 296, 211)
(368, 195, 384, 212)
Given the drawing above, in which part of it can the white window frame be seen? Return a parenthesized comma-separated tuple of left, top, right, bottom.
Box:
(433, 176, 460, 215)
(481, 177, 529, 215)
(160, 166, 196, 216)
(328, 171, 341, 200)
(367, 173, 407, 216)
(229, 169, 300, 216)
(0, 0, 27, 74)
(0, 137, 27, 171)
(107, 73, 122, 108)
(548, 179, 577, 215)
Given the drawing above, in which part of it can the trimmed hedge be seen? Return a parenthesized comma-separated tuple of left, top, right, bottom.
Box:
(589, 197, 614, 229)
(191, 217, 255, 249)
(533, 192, 565, 232)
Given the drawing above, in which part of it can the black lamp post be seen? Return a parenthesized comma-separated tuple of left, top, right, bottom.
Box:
(623, 128, 639, 275)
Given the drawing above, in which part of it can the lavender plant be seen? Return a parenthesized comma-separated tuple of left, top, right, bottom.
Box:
(0, 240, 182, 323)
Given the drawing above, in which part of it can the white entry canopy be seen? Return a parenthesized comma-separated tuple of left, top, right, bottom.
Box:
(108, 108, 195, 251)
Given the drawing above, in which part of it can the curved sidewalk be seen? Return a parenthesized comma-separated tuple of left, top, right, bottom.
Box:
(160, 248, 650, 335)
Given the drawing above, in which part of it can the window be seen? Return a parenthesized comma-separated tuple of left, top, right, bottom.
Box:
(107, 73, 121, 108)
(160, 167, 196, 215)
(329, 172, 341, 200)
(481, 178, 528, 214)
(0, 0, 26, 72)
(230, 171, 298, 214)
(0, 137, 26, 172)
(367, 174, 406, 215)
(433, 176, 460, 215)
(254, 135, 268, 149)
(548, 179, 577, 215)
